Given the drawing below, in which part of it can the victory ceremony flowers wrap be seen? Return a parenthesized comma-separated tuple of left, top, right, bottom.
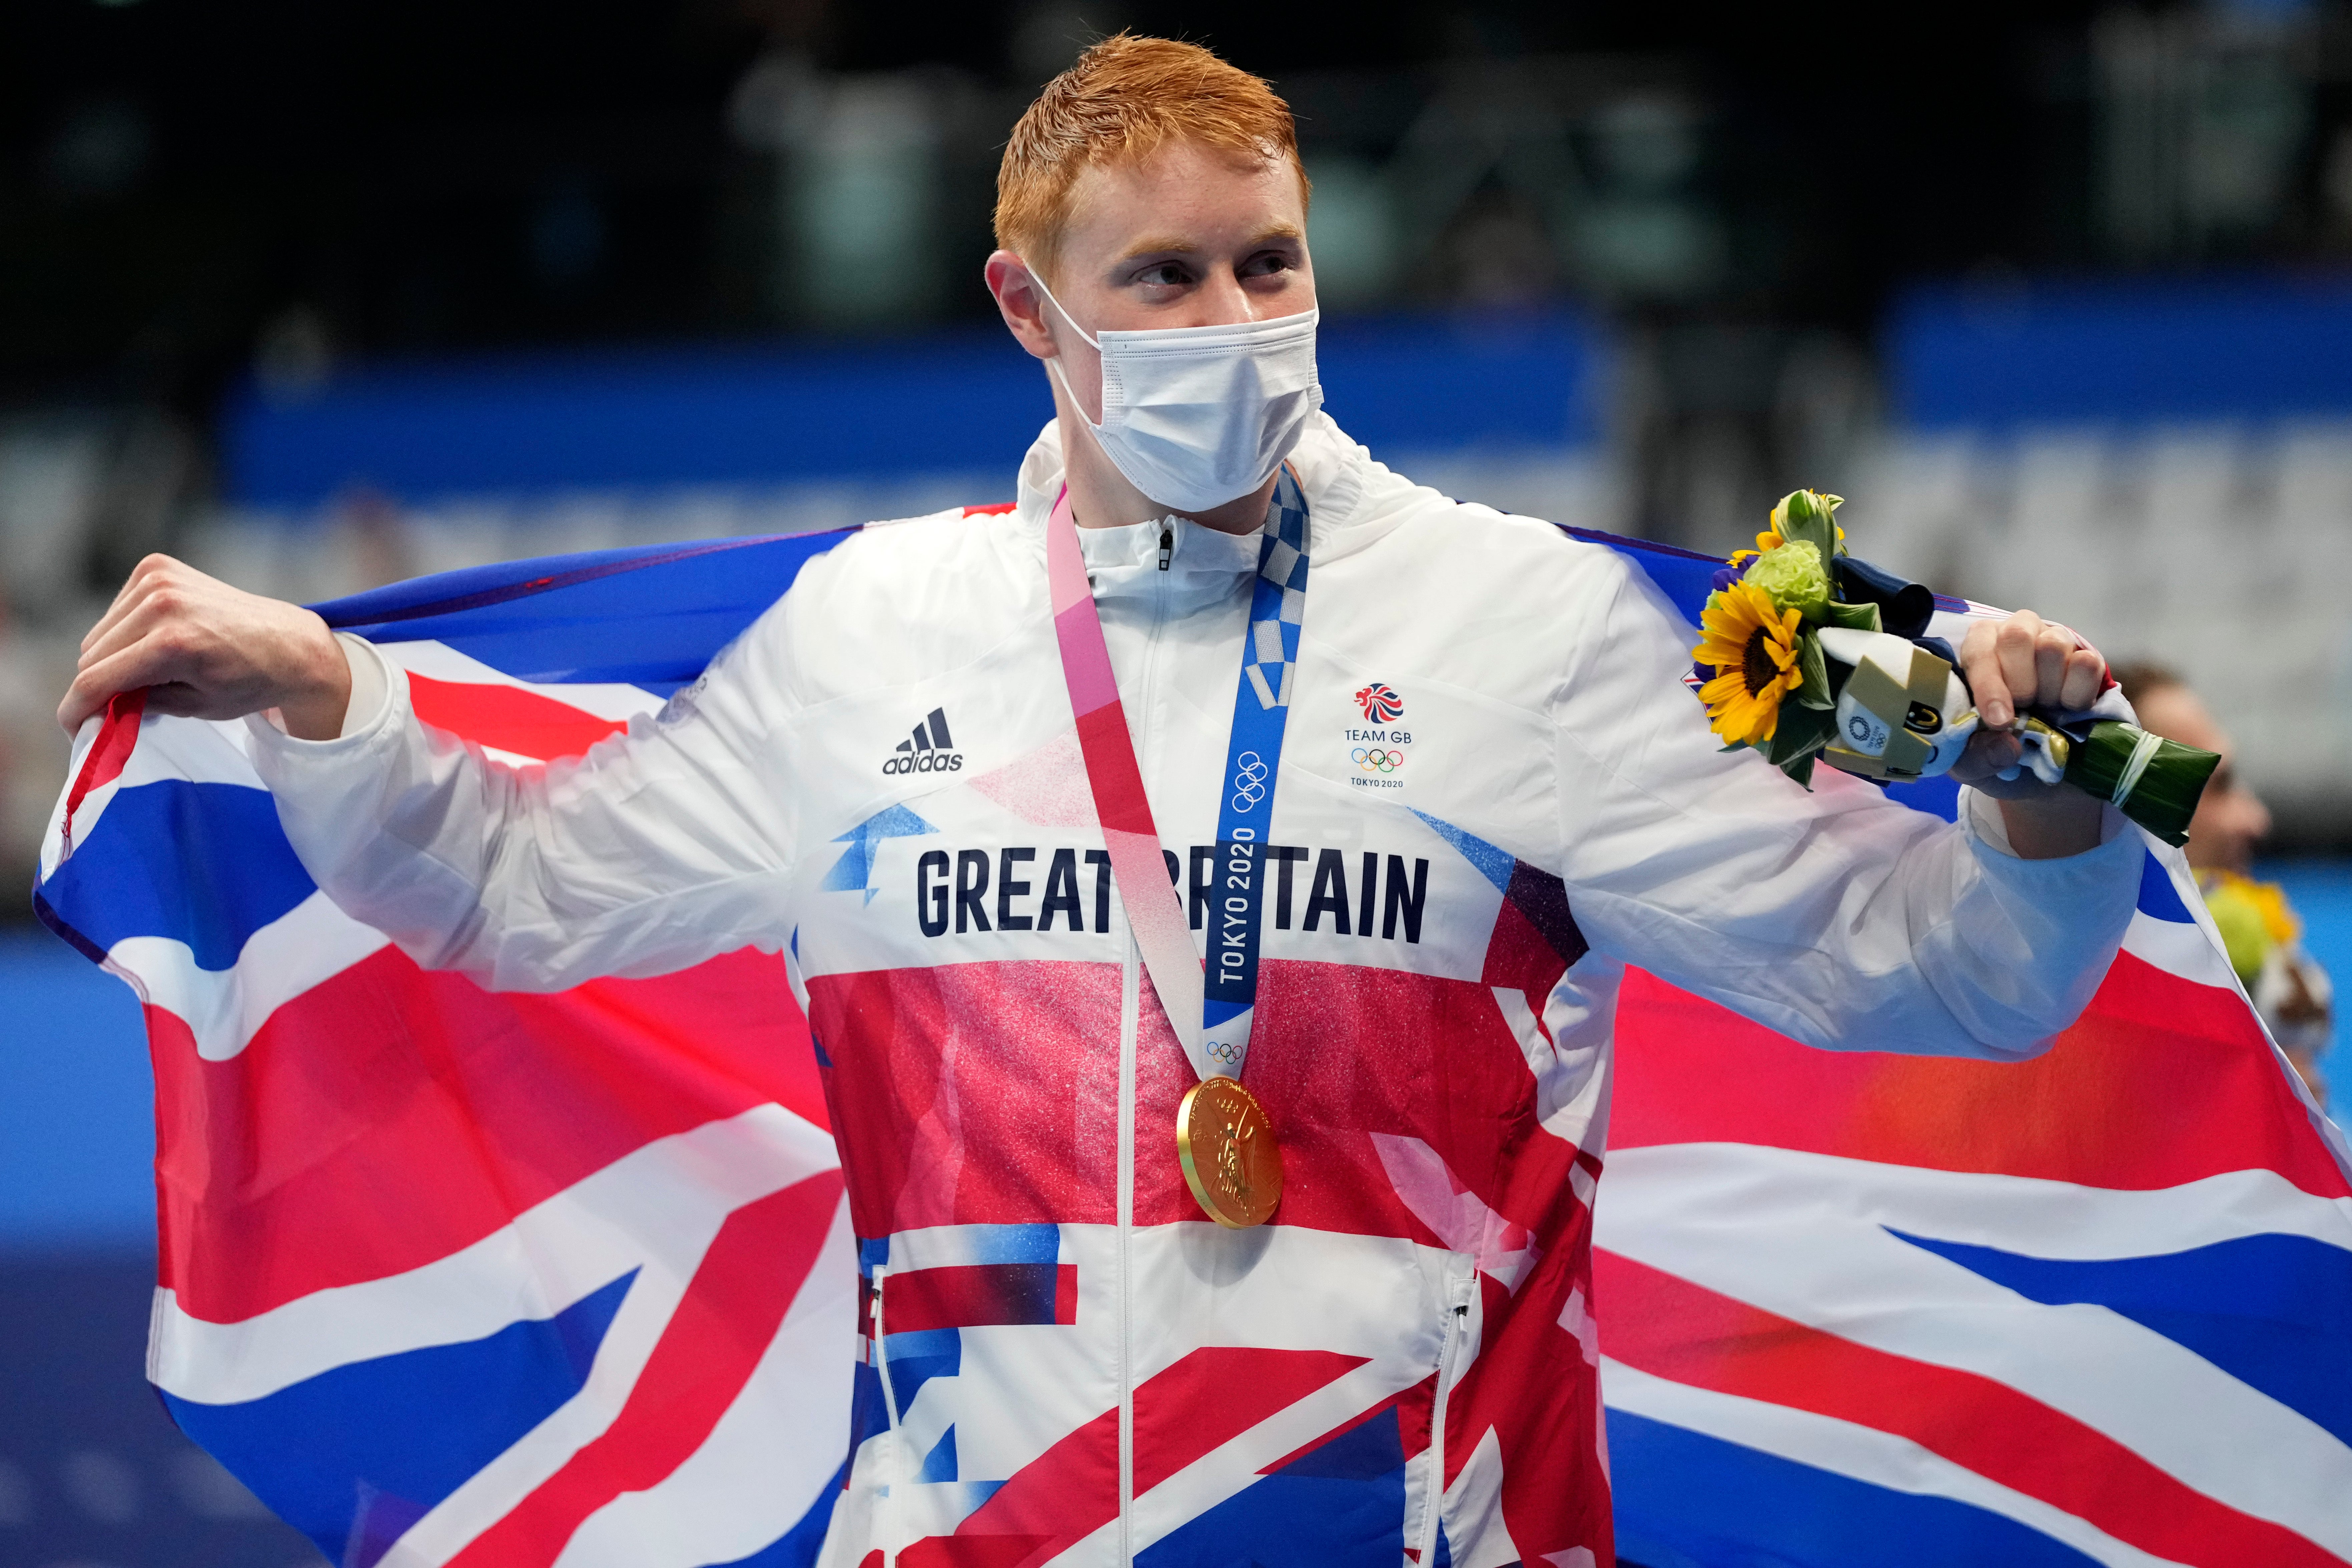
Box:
(1689, 489, 2222, 846)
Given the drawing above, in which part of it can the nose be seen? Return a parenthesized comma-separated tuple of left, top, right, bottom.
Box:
(1190, 268, 1258, 328)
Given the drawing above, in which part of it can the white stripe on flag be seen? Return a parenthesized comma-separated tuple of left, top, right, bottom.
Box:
(1601, 1357, 2193, 1568)
(550, 1196, 857, 1568)
(375, 640, 667, 723)
(42, 716, 264, 882)
(313, 1106, 842, 1568)
(108, 891, 391, 1062)
(1598, 1142, 2352, 1558)
(150, 1102, 837, 1403)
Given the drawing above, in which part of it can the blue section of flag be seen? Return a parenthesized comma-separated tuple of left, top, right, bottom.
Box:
(1607, 1408, 2103, 1568)
(42, 781, 315, 968)
(1136, 1404, 1407, 1567)
(164, 1268, 636, 1563)
(2137, 851, 2197, 924)
(1883, 774, 1962, 821)
(1888, 1228, 2352, 1447)
(314, 532, 854, 693)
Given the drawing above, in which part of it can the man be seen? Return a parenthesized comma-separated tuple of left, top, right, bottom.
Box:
(2114, 661, 2330, 1104)
(60, 36, 2142, 1568)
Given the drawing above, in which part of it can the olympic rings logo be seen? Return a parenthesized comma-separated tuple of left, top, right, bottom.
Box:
(1231, 751, 1269, 812)
(1204, 1040, 1246, 1066)
(1352, 748, 1404, 774)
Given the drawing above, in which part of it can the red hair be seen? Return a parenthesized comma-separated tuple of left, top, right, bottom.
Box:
(995, 34, 1307, 278)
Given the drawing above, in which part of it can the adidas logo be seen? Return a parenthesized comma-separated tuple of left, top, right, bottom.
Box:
(881, 707, 964, 777)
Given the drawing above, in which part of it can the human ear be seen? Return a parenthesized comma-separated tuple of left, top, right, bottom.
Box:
(985, 251, 1058, 362)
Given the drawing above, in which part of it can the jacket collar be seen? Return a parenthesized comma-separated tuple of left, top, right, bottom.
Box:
(1010, 413, 1368, 598)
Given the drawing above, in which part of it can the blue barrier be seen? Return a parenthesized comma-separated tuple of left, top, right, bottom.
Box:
(223, 310, 1609, 510)
(1888, 273, 2352, 431)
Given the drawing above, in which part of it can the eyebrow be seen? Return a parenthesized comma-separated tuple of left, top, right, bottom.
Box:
(1117, 222, 1306, 262)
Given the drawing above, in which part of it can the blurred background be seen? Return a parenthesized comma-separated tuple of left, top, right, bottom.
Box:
(2, 0, 2349, 1561)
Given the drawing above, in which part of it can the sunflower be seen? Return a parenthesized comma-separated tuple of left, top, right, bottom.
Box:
(1693, 579, 1806, 746)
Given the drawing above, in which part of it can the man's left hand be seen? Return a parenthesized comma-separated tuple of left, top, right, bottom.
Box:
(1949, 609, 2111, 856)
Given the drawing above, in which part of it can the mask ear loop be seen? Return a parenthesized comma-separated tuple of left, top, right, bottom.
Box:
(1022, 263, 1102, 351)
(1024, 262, 1111, 430)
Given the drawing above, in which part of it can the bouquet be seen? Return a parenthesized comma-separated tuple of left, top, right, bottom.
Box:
(1688, 489, 2221, 847)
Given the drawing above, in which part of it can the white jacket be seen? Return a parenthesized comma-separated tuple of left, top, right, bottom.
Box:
(251, 414, 2144, 1567)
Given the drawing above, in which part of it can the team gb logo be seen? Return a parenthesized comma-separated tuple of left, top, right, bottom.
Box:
(1355, 682, 1403, 723)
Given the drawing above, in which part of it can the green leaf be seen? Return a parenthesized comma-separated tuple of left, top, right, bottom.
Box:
(1778, 491, 1836, 557)
(1763, 700, 1834, 768)
(1793, 632, 1834, 710)
(1822, 599, 1882, 633)
(1780, 752, 1818, 790)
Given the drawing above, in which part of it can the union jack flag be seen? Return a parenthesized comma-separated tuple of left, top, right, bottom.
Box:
(32, 521, 2352, 1567)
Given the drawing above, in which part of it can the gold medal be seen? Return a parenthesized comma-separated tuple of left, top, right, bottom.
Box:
(1176, 1076, 1283, 1228)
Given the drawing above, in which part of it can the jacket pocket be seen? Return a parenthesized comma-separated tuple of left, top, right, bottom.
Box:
(1415, 1261, 1477, 1563)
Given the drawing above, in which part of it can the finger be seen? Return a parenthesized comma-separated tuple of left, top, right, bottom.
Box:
(1961, 627, 2016, 730)
(1995, 616, 2043, 721)
(2060, 646, 2105, 711)
(2034, 628, 2071, 708)
(80, 555, 180, 655)
(58, 633, 194, 733)
(77, 588, 185, 675)
(140, 681, 215, 719)
(1954, 726, 2019, 784)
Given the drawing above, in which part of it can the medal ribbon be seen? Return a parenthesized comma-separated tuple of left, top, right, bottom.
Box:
(1045, 469, 1310, 1084)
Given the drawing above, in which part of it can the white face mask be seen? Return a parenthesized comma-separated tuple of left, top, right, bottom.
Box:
(1029, 266, 1323, 514)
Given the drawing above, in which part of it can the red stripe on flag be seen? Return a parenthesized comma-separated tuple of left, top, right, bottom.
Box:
(446, 1167, 846, 1568)
(1611, 957, 2351, 1198)
(1596, 1249, 2344, 1568)
(962, 502, 1018, 517)
(61, 687, 145, 854)
(898, 1347, 1366, 1568)
(151, 945, 829, 1323)
(406, 671, 629, 763)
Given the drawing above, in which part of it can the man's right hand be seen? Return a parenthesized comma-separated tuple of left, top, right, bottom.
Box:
(58, 555, 353, 741)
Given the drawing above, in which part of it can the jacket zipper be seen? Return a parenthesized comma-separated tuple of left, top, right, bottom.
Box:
(1157, 524, 1173, 571)
(1417, 1272, 1474, 1564)
(871, 1265, 903, 1567)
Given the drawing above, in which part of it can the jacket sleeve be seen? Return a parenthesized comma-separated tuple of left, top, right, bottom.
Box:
(245, 611, 802, 993)
(1551, 551, 2143, 1060)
